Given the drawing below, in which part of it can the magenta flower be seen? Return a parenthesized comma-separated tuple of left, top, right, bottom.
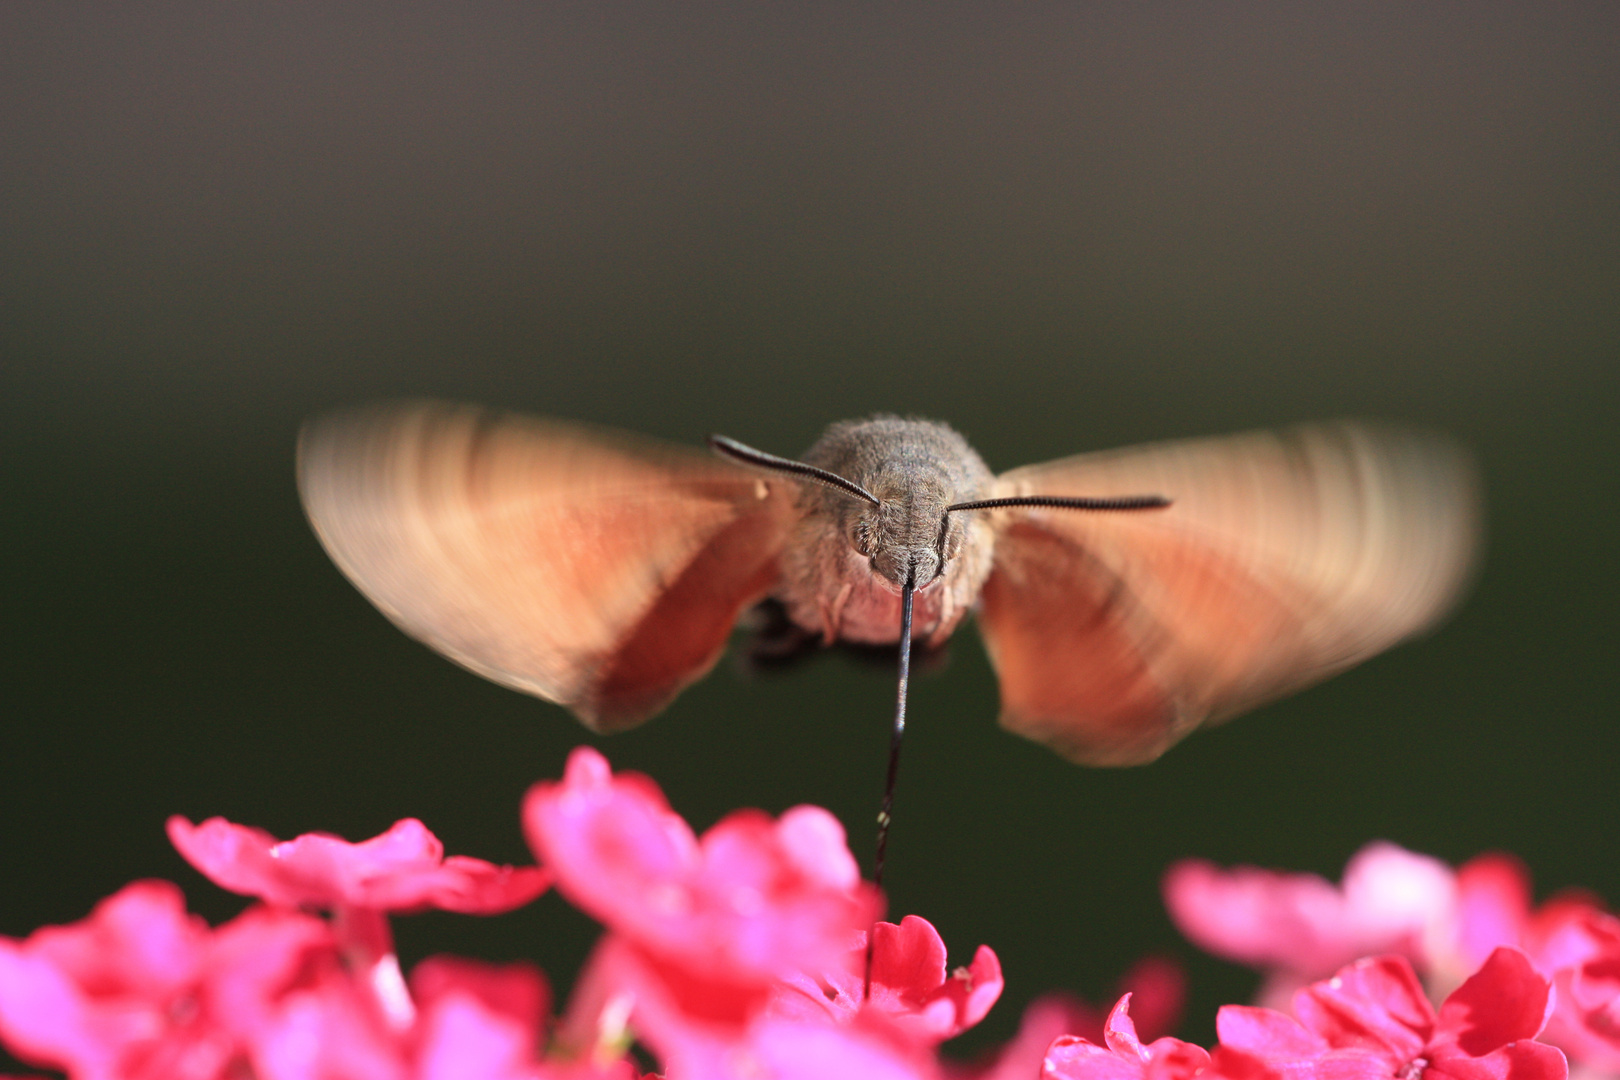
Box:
(523, 746, 882, 985)
(1212, 949, 1566, 1080)
(248, 951, 598, 1080)
(958, 958, 1186, 1080)
(0, 874, 644, 1080)
(166, 815, 550, 916)
(564, 935, 939, 1080)
(768, 915, 1002, 1046)
(406, 957, 550, 1080)
(1520, 899, 1620, 1073)
(0, 880, 338, 1080)
(10, 742, 1612, 1080)
(1041, 994, 1211, 1080)
(167, 813, 550, 1038)
(1447, 856, 1535, 979)
(1164, 842, 1457, 1009)
(722, 1014, 943, 1080)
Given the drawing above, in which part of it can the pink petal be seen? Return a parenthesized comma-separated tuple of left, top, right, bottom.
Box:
(1454, 856, 1533, 971)
(1115, 958, 1185, 1045)
(1291, 955, 1433, 1062)
(251, 969, 406, 1080)
(1509, 900, 1620, 1068)
(1434, 948, 1552, 1056)
(1164, 859, 1344, 970)
(1043, 998, 1209, 1080)
(1524, 900, 1619, 990)
(25, 880, 211, 997)
(1214, 1005, 1328, 1059)
(167, 816, 549, 915)
(805, 917, 1003, 1045)
(1214, 1044, 1395, 1080)
(1101, 994, 1145, 1059)
(1521, 904, 1620, 1072)
(0, 883, 346, 1080)
(1043, 1038, 1147, 1080)
(414, 989, 544, 1080)
(776, 806, 863, 893)
(1211, 1009, 1393, 1080)
(409, 956, 549, 1041)
(1424, 1040, 1569, 1080)
(741, 1016, 940, 1080)
(953, 961, 1185, 1080)
(951, 993, 1105, 1080)
(1341, 844, 1459, 956)
(1164, 844, 1451, 985)
(1538, 972, 1620, 1073)
(0, 882, 223, 1078)
(525, 747, 879, 984)
(0, 942, 115, 1078)
(589, 935, 936, 1080)
(203, 904, 343, 1047)
(575, 933, 770, 1059)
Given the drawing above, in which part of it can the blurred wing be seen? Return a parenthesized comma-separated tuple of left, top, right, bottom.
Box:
(299, 401, 799, 732)
(977, 421, 1480, 765)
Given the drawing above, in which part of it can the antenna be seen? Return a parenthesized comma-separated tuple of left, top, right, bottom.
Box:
(709, 435, 881, 505)
(947, 493, 1171, 513)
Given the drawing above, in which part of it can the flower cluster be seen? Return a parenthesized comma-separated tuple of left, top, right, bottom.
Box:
(1, 749, 1616, 1080)
(1163, 842, 1620, 1077)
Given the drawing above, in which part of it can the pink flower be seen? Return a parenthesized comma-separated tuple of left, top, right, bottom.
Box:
(1451, 856, 1534, 974)
(959, 958, 1186, 1080)
(724, 1015, 942, 1080)
(1422, 854, 1620, 1072)
(1520, 900, 1620, 1073)
(1164, 843, 1457, 1009)
(408, 956, 551, 1080)
(0, 880, 338, 1080)
(167, 814, 550, 1041)
(523, 747, 882, 985)
(563, 913, 994, 1078)
(1042, 994, 1210, 1080)
(1212, 949, 1566, 1080)
(1165, 841, 1620, 1074)
(166, 815, 550, 916)
(0, 876, 640, 1080)
(566, 935, 939, 1080)
(526, 747, 901, 1078)
(769, 916, 1002, 1046)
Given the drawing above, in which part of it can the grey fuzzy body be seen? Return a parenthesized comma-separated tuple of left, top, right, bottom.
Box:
(776, 416, 997, 646)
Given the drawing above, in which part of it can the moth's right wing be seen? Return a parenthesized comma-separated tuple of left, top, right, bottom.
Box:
(298, 402, 800, 731)
(977, 421, 1481, 766)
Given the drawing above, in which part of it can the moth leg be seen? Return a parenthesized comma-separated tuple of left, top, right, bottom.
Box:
(819, 581, 854, 645)
(735, 599, 823, 673)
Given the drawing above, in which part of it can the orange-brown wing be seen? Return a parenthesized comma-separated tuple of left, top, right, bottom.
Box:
(977, 421, 1481, 765)
(298, 401, 799, 732)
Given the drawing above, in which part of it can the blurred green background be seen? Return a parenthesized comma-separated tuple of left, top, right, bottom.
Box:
(3, 3, 1617, 1064)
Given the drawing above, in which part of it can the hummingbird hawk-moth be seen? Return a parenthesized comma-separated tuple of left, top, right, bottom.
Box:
(297, 401, 1479, 769)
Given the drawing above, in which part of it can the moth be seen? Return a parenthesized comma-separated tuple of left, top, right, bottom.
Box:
(298, 402, 1479, 769)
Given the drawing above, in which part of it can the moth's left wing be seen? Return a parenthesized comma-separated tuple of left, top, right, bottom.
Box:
(299, 401, 800, 731)
(975, 421, 1481, 765)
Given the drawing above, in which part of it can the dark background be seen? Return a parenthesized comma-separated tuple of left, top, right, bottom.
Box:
(3, 2, 1617, 1063)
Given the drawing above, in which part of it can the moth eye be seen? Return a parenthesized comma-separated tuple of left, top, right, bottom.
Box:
(851, 524, 873, 556)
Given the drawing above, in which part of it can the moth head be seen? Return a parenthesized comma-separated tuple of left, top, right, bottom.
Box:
(849, 494, 960, 589)
(710, 432, 961, 589)
(710, 432, 1173, 594)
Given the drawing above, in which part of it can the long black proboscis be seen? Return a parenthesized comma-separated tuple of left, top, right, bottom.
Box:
(866, 571, 915, 998)
(708, 434, 881, 505)
(946, 493, 1172, 513)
